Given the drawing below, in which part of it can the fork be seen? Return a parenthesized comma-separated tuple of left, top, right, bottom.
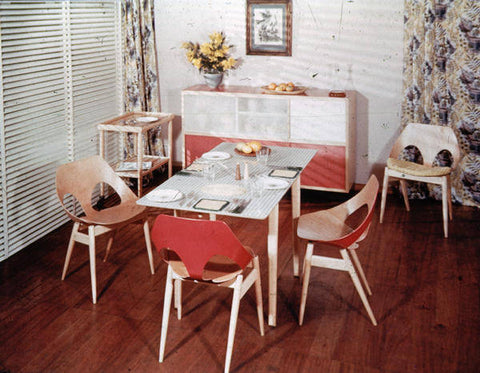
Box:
(179, 191, 193, 207)
(186, 192, 199, 208)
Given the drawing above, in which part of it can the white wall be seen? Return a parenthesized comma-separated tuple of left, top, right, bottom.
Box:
(155, 0, 404, 184)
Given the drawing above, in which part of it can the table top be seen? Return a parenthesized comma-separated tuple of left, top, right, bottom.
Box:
(137, 143, 316, 220)
(97, 111, 175, 133)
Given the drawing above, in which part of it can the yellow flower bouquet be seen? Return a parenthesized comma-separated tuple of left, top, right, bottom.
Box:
(181, 31, 237, 73)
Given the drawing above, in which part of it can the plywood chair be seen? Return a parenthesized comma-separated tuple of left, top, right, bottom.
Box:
(379, 123, 460, 238)
(151, 214, 264, 373)
(56, 155, 154, 304)
(297, 175, 379, 326)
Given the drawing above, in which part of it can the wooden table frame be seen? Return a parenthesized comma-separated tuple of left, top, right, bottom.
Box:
(98, 111, 175, 197)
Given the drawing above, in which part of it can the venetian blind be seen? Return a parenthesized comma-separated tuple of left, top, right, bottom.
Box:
(0, 0, 122, 261)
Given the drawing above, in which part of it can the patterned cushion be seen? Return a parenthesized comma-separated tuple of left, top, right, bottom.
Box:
(387, 158, 451, 177)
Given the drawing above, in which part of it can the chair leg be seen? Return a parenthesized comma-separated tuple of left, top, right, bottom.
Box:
(62, 222, 79, 280)
(399, 179, 410, 212)
(447, 174, 453, 221)
(174, 279, 182, 320)
(380, 169, 389, 223)
(159, 266, 174, 363)
(340, 249, 377, 326)
(143, 219, 155, 274)
(348, 248, 372, 296)
(103, 231, 116, 262)
(299, 242, 314, 326)
(441, 176, 449, 238)
(225, 276, 242, 373)
(88, 225, 97, 304)
(252, 256, 265, 336)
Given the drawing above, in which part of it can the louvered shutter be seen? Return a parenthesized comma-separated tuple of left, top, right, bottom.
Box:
(0, 1, 122, 261)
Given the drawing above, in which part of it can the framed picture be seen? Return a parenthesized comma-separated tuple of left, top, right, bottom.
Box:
(246, 0, 292, 56)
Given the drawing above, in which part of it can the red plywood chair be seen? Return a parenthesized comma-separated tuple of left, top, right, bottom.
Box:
(379, 123, 460, 238)
(56, 155, 154, 304)
(151, 214, 264, 373)
(297, 175, 379, 326)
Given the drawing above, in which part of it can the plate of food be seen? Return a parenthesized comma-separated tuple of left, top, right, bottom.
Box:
(261, 82, 307, 95)
(234, 141, 270, 157)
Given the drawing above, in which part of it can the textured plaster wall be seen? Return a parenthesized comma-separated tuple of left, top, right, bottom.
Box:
(154, 0, 404, 184)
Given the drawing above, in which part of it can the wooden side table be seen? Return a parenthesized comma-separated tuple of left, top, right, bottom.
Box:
(98, 111, 175, 196)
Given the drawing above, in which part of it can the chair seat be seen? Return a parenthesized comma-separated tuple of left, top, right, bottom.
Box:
(297, 211, 354, 243)
(83, 202, 146, 226)
(387, 158, 451, 177)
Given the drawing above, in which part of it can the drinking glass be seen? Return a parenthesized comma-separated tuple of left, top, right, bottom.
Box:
(249, 176, 264, 198)
(203, 163, 216, 181)
(256, 147, 269, 166)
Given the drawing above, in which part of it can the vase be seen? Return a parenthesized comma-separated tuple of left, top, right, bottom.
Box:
(203, 72, 223, 89)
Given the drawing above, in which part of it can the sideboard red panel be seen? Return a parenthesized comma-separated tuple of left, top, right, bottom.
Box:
(185, 134, 347, 191)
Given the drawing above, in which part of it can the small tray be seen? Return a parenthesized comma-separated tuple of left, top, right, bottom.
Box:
(234, 146, 271, 157)
(260, 86, 307, 95)
(194, 199, 229, 212)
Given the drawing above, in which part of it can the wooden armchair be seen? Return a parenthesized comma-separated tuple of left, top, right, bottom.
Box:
(297, 175, 379, 326)
(151, 214, 264, 373)
(56, 155, 154, 304)
(379, 123, 460, 238)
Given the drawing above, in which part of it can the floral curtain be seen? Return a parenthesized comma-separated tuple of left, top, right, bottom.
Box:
(122, 0, 163, 157)
(402, 0, 480, 207)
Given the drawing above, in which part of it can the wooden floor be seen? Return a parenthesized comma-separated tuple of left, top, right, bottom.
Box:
(1, 186, 479, 373)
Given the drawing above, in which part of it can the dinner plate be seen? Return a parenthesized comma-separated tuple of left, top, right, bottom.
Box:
(146, 189, 183, 202)
(201, 151, 231, 161)
(261, 177, 289, 190)
(136, 116, 158, 122)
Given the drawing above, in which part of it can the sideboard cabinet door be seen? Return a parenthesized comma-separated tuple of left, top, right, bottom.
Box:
(182, 85, 355, 192)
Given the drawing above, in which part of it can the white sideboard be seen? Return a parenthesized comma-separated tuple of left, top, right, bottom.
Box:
(182, 85, 356, 192)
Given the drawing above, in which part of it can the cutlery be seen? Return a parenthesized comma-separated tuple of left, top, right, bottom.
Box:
(180, 191, 193, 207)
(232, 199, 251, 214)
(186, 192, 199, 208)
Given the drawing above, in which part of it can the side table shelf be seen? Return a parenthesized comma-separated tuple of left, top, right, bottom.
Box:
(98, 111, 175, 196)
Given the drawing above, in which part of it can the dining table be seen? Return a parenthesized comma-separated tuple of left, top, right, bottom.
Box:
(137, 142, 316, 326)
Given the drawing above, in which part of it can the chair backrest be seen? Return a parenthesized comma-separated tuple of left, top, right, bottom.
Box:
(390, 123, 460, 169)
(329, 175, 379, 249)
(56, 155, 137, 223)
(151, 214, 253, 280)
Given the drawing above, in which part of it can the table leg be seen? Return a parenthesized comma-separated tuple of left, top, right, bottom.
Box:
(291, 176, 301, 277)
(267, 203, 279, 327)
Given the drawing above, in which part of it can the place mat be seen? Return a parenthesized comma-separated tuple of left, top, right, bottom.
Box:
(201, 184, 247, 196)
(187, 163, 206, 172)
(146, 189, 183, 202)
(269, 169, 299, 179)
(194, 199, 229, 212)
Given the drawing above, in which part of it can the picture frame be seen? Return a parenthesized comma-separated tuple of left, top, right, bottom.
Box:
(246, 0, 292, 56)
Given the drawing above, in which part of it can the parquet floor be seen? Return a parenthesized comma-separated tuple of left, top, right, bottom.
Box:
(0, 185, 479, 373)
